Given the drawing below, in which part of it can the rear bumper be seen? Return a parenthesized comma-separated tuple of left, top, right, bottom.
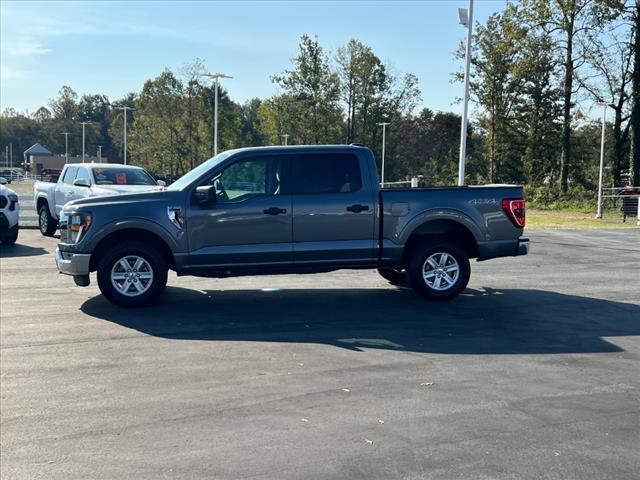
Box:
(55, 248, 91, 276)
(517, 237, 529, 256)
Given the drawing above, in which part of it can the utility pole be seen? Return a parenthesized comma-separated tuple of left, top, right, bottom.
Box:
(80, 122, 92, 163)
(118, 106, 135, 165)
(458, 0, 474, 186)
(377, 122, 390, 186)
(4, 146, 8, 169)
(281, 134, 289, 146)
(596, 103, 609, 219)
(97, 145, 102, 161)
(9, 143, 12, 168)
(61, 132, 71, 164)
(204, 72, 232, 156)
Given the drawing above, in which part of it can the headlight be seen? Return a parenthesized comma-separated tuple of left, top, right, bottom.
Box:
(62, 211, 92, 243)
(8, 194, 18, 211)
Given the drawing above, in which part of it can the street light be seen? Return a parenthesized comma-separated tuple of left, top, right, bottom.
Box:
(458, 0, 474, 186)
(61, 132, 71, 163)
(117, 107, 135, 165)
(377, 122, 390, 186)
(281, 134, 289, 146)
(204, 72, 233, 156)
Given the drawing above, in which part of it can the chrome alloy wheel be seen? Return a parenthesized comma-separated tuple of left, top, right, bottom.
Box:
(110, 255, 154, 297)
(39, 209, 48, 232)
(422, 252, 460, 291)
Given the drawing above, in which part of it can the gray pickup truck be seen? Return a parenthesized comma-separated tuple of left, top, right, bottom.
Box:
(55, 145, 528, 307)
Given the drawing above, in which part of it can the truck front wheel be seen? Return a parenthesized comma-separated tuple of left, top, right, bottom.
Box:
(96, 241, 168, 307)
(407, 241, 470, 301)
(38, 205, 58, 237)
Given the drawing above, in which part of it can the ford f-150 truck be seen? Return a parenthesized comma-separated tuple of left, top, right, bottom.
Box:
(55, 145, 528, 307)
(34, 163, 164, 236)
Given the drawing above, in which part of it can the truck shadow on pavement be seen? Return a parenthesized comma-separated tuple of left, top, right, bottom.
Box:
(81, 286, 640, 355)
(0, 242, 48, 257)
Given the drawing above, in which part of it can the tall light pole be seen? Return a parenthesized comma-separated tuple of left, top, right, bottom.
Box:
(204, 72, 232, 156)
(118, 106, 135, 165)
(61, 132, 71, 164)
(458, 0, 474, 186)
(80, 122, 93, 163)
(281, 134, 289, 146)
(596, 103, 611, 219)
(377, 122, 390, 186)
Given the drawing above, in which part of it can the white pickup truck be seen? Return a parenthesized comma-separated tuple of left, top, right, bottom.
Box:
(34, 163, 164, 236)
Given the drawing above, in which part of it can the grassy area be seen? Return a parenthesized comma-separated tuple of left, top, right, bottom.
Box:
(527, 208, 638, 229)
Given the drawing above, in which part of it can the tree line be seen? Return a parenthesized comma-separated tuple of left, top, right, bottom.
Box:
(1, 0, 637, 195)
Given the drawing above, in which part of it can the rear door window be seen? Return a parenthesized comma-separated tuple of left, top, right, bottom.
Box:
(293, 154, 362, 195)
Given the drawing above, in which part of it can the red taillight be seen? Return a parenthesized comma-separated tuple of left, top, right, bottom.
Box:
(502, 198, 526, 228)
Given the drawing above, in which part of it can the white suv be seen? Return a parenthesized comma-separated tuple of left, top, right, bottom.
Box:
(0, 180, 20, 245)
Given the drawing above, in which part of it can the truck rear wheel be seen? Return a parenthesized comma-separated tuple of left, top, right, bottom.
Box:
(97, 241, 167, 307)
(377, 268, 408, 287)
(38, 205, 58, 237)
(406, 241, 470, 301)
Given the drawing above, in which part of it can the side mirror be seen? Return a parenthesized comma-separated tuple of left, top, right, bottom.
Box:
(73, 178, 91, 188)
(194, 185, 217, 204)
(156, 179, 166, 187)
(0, 177, 7, 185)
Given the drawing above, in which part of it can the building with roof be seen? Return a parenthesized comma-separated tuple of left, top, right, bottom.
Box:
(23, 143, 107, 174)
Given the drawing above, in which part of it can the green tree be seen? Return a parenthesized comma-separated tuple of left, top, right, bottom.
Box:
(272, 35, 342, 144)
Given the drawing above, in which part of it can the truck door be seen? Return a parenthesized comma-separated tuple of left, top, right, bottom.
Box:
(54, 166, 78, 214)
(186, 153, 293, 268)
(291, 152, 377, 265)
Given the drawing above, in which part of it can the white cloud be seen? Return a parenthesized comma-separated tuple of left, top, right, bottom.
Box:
(1, 41, 52, 57)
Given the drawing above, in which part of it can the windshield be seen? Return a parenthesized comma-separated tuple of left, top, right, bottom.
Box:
(92, 167, 157, 186)
(166, 151, 233, 191)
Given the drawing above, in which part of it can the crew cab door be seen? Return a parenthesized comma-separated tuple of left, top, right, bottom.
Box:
(291, 152, 377, 265)
(54, 166, 78, 213)
(186, 153, 293, 268)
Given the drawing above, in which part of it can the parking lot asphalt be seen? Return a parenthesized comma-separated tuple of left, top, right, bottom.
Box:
(1, 228, 639, 480)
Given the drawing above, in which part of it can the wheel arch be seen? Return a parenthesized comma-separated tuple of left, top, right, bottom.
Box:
(400, 218, 479, 268)
(89, 227, 176, 272)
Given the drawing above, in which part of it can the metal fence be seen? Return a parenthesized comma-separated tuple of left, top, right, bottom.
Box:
(599, 187, 640, 225)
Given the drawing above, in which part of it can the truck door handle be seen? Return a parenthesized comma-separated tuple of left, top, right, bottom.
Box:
(264, 207, 287, 215)
(346, 204, 369, 213)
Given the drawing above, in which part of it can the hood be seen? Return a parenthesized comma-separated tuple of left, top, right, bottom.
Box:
(65, 189, 180, 210)
(91, 184, 163, 195)
(0, 185, 17, 197)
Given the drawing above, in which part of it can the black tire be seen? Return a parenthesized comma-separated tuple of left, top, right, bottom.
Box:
(38, 205, 58, 236)
(1, 225, 18, 245)
(406, 241, 470, 301)
(377, 267, 408, 287)
(96, 241, 168, 307)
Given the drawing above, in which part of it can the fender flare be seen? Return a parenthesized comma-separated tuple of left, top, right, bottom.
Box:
(83, 217, 181, 253)
(397, 208, 484, 245)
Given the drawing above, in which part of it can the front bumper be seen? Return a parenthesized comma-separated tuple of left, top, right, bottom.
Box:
(55, 248, 91, 276)
(517, 238, 530, 256)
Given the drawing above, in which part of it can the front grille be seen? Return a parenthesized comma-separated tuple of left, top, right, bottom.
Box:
(0, 212, 8, 230)
(0, 196, 6, 209)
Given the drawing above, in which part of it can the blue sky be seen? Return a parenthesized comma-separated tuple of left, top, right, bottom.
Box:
(1, 0, 506, 114)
